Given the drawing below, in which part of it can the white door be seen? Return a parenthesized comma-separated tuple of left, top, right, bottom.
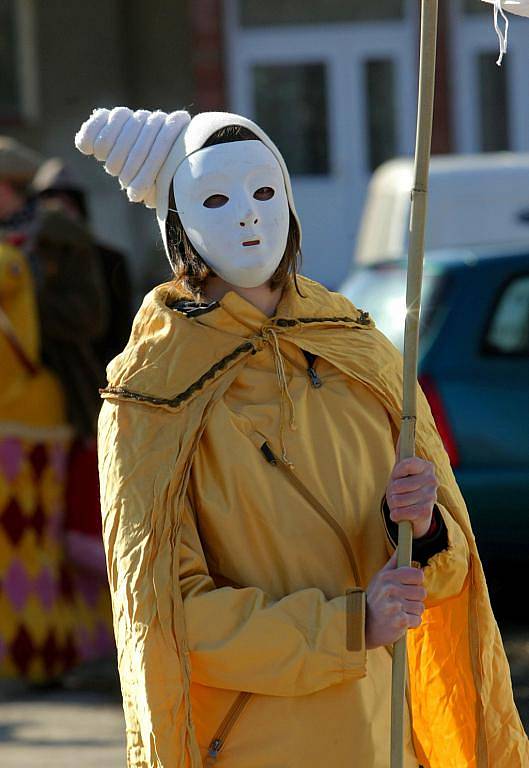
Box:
(450, 0, 529, 153)
(225, 0, 418, 288)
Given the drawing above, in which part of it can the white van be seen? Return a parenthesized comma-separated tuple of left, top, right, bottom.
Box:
(354, 153, 529, 266)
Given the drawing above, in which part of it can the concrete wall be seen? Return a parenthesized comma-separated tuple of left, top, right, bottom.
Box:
(7, 0, 194, 296)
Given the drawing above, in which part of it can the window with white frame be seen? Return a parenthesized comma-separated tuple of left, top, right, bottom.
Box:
(225, 0, 417, 286)
(477, 51, 509, 151)
(364, 59, 398, 171)
(252, 62, 330, 175)
(485, 275, 529, 355)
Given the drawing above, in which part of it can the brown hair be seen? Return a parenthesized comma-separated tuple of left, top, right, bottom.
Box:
(165, 125, 302, 299)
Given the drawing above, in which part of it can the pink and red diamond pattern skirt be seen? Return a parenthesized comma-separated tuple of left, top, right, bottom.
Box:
(0, 428, 114, 682)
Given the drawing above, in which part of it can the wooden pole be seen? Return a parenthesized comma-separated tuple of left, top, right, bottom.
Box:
(390, 2, 438, 767)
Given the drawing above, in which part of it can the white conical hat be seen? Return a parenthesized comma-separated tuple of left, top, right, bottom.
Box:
(75, 107, 191, 207)
(74, 107, 301, 258)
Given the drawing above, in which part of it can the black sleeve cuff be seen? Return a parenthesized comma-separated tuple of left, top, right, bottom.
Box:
(382, 501, 449, 568)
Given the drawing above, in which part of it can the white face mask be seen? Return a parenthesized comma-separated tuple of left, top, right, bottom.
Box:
(172, 140, 290, 288)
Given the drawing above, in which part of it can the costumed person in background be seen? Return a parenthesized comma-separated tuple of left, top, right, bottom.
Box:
(29, 160, 119, 668)
(29, 209, 108, 438)
(1, 136, 114, 673)
(31, 157, 134, 369)
(31, 211, 116, 670)
(0, 136, 109, 437)
(0, 137, 42, 246)
(76, 107, 528, 768)
(0, 139, 77, 685)
(0, 240, 77, 684)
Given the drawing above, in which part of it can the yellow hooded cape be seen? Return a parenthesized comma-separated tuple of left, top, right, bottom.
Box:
(98, 275, 528, 767)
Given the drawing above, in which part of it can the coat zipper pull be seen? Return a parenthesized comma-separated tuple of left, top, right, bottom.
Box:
(205, 738, 223, 764)
(205, 691, 252, 764)
(261, 442, 278, 465)
(307, 366, 322, 388)
(302, 350, 322, 388)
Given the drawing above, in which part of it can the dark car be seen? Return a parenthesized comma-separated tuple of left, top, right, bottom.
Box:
(340, 247, 529, 566)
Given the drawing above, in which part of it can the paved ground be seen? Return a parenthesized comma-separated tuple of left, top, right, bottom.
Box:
(0, 660, 125, 768)
(504, 627, 529, 728)
(1, 628, 528, 767)
(0, 689, 125, 768)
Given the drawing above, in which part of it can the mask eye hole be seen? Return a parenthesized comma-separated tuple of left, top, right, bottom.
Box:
(203, 194, 229, 209)
(253, 187, 275, 201)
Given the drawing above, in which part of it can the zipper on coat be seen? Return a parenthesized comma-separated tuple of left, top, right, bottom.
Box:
(205, 691, 252, 765)
(260, 441, 361, 586)
(302, 350, 322, 388)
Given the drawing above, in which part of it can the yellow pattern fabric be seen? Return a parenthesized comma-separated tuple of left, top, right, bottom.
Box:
(0, 425, 76, 681)
(98, 275, 528, 767)
(0, 242, 76, 681)
(69, 567, 114, 662)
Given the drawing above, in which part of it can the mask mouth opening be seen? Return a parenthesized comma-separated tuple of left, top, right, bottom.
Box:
(242, 239, 261, 247)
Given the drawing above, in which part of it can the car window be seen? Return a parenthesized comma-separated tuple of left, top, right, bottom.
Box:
(340, 267, 441, 350)
(485, 274, 529, 355)
(341, 266, 441, 351)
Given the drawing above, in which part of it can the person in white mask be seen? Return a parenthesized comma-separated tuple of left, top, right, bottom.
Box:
(74, 109, 526, 768)
(151, 114, 303, 319)
(172, 138, 289, 288)
(166, 128, 296, 317)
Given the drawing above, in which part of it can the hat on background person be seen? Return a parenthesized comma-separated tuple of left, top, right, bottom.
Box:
(0, 137, 43, 188)
(32, 157, 78, 194)
(32, 157, 88, 221)
(33, 154, 133, 371)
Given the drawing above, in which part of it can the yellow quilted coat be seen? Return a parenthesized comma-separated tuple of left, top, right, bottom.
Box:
(98, 275, 528, 768)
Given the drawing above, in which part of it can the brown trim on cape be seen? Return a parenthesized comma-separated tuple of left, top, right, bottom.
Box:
(275, 311, 372, 328)
(100, 311, 373, 408)
(100, 340, 256, 407)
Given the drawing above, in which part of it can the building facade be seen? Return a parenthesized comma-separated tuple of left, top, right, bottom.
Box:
(2, 0, 528, 290)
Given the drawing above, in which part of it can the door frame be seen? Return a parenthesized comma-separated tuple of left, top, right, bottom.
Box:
(223, 1, 419, 286)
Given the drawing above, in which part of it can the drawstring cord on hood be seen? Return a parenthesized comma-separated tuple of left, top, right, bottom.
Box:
(206, 295, 302, 468)
(261, 326, 297, 469)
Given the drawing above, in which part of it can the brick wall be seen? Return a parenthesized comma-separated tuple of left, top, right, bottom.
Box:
(189, 0, 226, 112)
(431, 1, 453, 154)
